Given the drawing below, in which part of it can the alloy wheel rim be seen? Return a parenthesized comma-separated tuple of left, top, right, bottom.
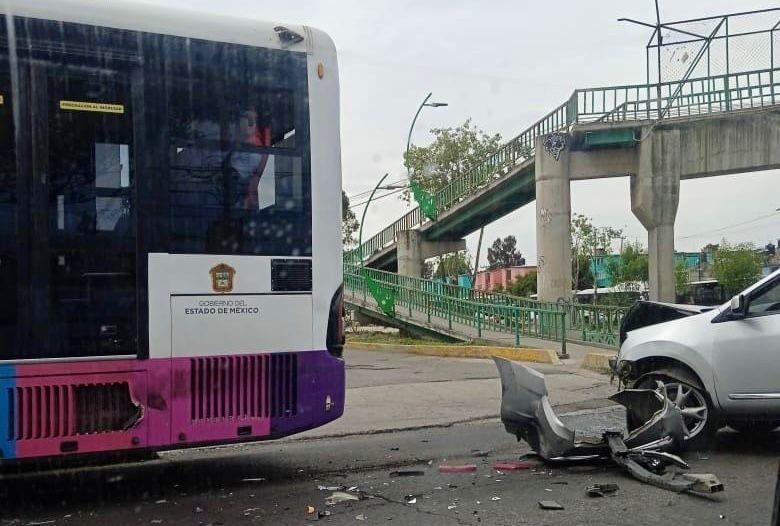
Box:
(663, 381, 708, 440)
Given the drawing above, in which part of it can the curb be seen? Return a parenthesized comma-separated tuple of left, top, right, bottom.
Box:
(581, 351, 616, 373)
(346, 342, 561, 365)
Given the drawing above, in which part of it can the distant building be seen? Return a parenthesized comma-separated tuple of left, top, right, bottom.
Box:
(474, 265, 536, 292)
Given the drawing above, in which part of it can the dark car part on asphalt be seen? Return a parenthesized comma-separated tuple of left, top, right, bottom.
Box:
(538, 500, 565, 510)
(586, 483, 619, 497)
(494, 357, 724, 495)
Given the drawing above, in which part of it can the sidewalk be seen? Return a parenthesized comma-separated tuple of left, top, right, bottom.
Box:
(296, 346, 618, 440)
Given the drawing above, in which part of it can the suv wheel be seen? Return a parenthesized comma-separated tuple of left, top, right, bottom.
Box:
(633, 373, 717, 450)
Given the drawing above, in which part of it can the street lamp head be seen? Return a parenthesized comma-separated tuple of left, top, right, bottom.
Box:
(425, 102, 448, 108)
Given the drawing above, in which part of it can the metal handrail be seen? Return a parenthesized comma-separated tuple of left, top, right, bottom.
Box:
(345, 263, 627, 348)
(347, 66, 780, 266)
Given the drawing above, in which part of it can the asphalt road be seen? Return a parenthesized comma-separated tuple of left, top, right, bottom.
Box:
(0, 349, 778, 526)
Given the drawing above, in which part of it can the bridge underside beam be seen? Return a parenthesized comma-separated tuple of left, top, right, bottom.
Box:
(397, 230, 466, 278)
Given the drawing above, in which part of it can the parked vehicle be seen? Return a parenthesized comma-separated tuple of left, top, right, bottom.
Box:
(614, 268, 780, 449)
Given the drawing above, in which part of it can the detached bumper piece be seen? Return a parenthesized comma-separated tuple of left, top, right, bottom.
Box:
(493, 358, 724, 495)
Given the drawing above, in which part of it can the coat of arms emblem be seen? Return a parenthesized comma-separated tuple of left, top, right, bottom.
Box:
(209, 263, 236, 293)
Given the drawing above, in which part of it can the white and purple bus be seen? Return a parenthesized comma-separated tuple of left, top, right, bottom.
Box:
(0, 0, 345, 461)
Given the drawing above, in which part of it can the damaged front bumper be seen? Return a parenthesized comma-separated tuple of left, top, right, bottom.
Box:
(493, 357, 723, 495)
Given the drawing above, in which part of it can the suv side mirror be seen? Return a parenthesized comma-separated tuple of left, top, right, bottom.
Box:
(730, 294, 746, 318)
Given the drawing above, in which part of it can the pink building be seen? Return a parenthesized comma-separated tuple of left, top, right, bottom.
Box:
(474, 265, 537, 292)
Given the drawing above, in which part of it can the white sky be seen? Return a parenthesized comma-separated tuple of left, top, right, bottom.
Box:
(153, 0, 780, 265)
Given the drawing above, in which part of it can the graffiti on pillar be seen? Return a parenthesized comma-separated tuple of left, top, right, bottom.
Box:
(539, 207, 552, 226)
(543, 132, 567, 161)
(537, 255, 545, 269)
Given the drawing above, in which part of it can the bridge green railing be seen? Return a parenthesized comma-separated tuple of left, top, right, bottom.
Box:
(345, 264, 569, 354)
(344, 263, 628, 349)
(345, 66, 780, 267)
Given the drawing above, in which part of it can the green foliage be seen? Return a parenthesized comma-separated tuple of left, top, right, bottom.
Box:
(508, 271, 537, 297)
(342, 190, 359, 246)
(570, 213, 623, 291)
(487, 235, 525, 269)
(403, 119, 502, 201)
(675, 261, 691, 298)
(712, 240, 763, 295)
(433, 251, 472, 281)
(606, 241, 648, 292)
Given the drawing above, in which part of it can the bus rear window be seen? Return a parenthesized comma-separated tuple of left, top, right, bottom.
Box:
(166, 40, 312, 256)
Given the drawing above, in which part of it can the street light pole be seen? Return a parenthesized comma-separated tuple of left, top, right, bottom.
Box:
(356, 172, 391, 269)
(405, 92, 448, 178)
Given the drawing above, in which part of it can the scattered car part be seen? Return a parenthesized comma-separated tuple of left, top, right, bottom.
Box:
(494, 357, 725, 495)
(493, 460, 535, 471)
(438, 464, 477, 473)
(538, 500, 564, 510)
(586, 483, 619, 497)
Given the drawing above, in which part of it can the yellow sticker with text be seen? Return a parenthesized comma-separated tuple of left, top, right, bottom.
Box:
(59, 100, 124, 114)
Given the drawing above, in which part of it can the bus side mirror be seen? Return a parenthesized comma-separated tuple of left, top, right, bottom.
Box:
(730, 294, 746, 318)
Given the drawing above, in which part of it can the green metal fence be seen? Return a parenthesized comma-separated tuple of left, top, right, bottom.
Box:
(344, 263, 628, 350)
(345, 264, 568, 354)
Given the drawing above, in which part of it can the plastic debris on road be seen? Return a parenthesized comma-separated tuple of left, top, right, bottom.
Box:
(438, 464, 477, 473)
(538, 500, 565, 510)
(355, 514, 367, 521)
(493, 460, 534, 471)
(471, 449, 491, 457)
(389, 470, 425, 477)
(317, 485, 346, 491)
(586, 483, 619, 497)
(326, 491, 362, 506)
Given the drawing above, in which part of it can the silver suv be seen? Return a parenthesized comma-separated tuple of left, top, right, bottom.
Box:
(615, 268, 780, 449)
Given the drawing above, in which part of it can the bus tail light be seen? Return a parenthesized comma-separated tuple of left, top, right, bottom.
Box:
(326, 284, 345, 358)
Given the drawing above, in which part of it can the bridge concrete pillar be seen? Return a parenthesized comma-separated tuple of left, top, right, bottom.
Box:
(397, 230, 424, 278)
(535, 135, 572, 303)
(631, 127, 681, 303)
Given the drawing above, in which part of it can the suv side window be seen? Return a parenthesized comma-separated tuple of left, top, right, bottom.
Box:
(747, 279, 780, 316)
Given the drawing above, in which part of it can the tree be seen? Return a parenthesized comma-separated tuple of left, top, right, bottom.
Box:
(675, 260, 691, 301)
(508, 271, 537, 297)
(570, 213, 623, 296)
(606, 241, 649, 292)
(342, 190, 359, 247)
(712, 240, 763, 295)
(433, 251, 472, 281)
(402, 119, 502, 202)
(487, 235, 525, 269)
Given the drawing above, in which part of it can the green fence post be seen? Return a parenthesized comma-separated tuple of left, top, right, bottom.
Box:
(514, 309, 520, 347)
(427, 296, 431, 323)
(560, 312, 569, 359)
(477, 304, 482, 338)
(448, 300, 452, 330)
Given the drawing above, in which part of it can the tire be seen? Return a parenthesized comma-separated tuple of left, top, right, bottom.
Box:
(633, 373, 717, 451)
(728, 420, 780, 434)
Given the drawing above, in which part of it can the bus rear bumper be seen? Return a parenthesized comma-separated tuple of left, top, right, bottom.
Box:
(0, 350, 345, 461)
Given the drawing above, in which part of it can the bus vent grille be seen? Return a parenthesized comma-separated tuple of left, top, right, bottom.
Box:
(6, 382, 140, 440)
(271, 259, 312, 292)
(269, 354, 298, 418)
(189, 354, 298, 422)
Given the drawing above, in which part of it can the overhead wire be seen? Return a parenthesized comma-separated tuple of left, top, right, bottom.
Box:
(677, 211, 780, 240)
(348, 186, 407, 210)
